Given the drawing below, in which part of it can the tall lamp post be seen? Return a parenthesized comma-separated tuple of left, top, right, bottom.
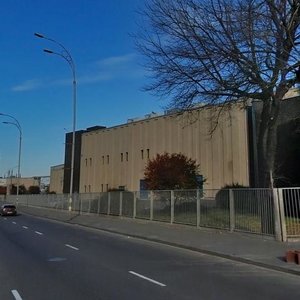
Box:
(34, 32, 77, 212)
(1, 118, 22, 199)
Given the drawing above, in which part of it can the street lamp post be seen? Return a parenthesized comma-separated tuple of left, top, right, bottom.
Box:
(1, 119, 22, 200)
(34, 32, 77, 212)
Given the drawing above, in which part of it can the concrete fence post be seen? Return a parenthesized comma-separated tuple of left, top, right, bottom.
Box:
(73, 193, 77, 212)
(107, 192, 111, 215)
(171, 190, 175, 224)
(133, 191, 137, 219)
(88, 198, 91, 214)
(273, 188, 283, 241)
(119, 191, 123, 216)
(197, 189, 201, 228)
(150, 191, 154, 221)
(229, 189, 235, 232)
(278, 188, 287, 242)
(97, 193, 101, 215)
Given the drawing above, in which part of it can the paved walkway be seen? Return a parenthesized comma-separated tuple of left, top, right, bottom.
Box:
(17, 205, 300, 276)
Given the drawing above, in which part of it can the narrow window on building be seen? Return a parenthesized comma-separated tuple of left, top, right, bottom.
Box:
(101, 184, 104, 192)
(121, 153, 123, 162)
(126, 152, 128, 161)
(106, 184, 109, 191)
(90, 158, 92, 166)
(102, 156, 104, 165)
(85, 158, 88, 166)
(84, 185, 87, 193)
(107, 155, 109, 164)
(147, 149, 150, 159)
(88, 185, 91, 193)
(141, 149, 144, 160)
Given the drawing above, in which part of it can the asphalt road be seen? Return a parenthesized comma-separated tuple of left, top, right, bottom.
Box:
(0, 214, 300, 300)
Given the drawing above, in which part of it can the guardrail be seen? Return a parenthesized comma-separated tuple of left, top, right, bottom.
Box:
(4, 188, 300, 242)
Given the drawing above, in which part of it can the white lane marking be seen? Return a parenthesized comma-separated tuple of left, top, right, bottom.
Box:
(48, 257, 67, 262)
(65, 244, 79, 251)
(11, 289, 23, 300)
(22, 226, 28, 229)
(129, 271, 166, 287)
(35, 231, 43, 235)
(12, 221, 17, 224)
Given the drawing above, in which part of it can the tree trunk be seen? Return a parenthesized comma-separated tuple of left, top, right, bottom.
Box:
(256, 98, 281, 234)
(257, 99, 280, 187)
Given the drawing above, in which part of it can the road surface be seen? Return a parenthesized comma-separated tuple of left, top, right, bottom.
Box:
(0, 214, 299, 299)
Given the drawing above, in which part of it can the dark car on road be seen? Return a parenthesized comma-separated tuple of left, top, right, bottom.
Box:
(0, 204, 17, 216)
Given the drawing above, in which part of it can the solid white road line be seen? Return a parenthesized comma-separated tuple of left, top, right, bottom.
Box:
(22, 226, 28, 229)
(11, 289, 23, 300)
(129, 271, 166, 287)
(12, 221, 17, 224)
(65, 244, 79, 251)
(35, 231, 43, 235)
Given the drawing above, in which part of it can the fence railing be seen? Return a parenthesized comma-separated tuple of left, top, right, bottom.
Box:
(3, 187, 300, 241)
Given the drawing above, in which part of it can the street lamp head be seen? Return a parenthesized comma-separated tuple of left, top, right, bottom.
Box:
(44, 48, 54, 54)
(34, 32, 45, 39)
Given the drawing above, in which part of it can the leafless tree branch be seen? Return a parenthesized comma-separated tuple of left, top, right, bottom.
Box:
(136, 0, 300, 186)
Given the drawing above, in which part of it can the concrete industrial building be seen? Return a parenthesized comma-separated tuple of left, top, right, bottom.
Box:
(79, 104, 249, 192)
(50, 91, 300, 194)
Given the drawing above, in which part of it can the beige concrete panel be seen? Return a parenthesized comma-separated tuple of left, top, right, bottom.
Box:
(231, 109, 249, 186)
(221, 112, 234, 186)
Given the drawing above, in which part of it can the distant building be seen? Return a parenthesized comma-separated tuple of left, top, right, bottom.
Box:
(0, 178, 7, 195)
(2, 176, 41, 194)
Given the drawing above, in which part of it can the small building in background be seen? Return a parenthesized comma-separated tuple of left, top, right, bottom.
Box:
(1, 176, 42, 195)
(0, 178, 7, 195)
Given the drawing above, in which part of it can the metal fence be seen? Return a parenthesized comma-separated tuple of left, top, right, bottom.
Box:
(280, 188, 300, 239)
(4, 187, 300, 241)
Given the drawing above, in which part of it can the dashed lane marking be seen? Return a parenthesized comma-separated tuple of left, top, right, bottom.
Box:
(35, 231, 43, 235)
(65, 244, 79, 251)
(11, 290, 23, 300)
(22, 226, 28, 229)
(129, 271, 166, 287)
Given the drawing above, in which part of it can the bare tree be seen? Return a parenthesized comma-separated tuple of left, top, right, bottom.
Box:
(137, 0, 300, 187)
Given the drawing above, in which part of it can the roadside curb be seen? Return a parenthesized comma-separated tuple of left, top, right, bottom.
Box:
(20, 209, 300, 277)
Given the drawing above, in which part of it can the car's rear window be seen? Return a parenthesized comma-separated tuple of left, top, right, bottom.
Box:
(3, 205, 16, 209)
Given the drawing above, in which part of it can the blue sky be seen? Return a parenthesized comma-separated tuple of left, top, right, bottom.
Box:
(0, 0, 164, 177)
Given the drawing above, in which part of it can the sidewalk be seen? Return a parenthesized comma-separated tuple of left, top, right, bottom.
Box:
(18, 205, 300, 276)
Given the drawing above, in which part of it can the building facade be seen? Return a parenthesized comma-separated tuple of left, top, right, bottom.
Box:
(62, 127, 106, 194)
(49, 164, 64, 194)
(1, 177, 41, 194)
(79, 105, 250, 192)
